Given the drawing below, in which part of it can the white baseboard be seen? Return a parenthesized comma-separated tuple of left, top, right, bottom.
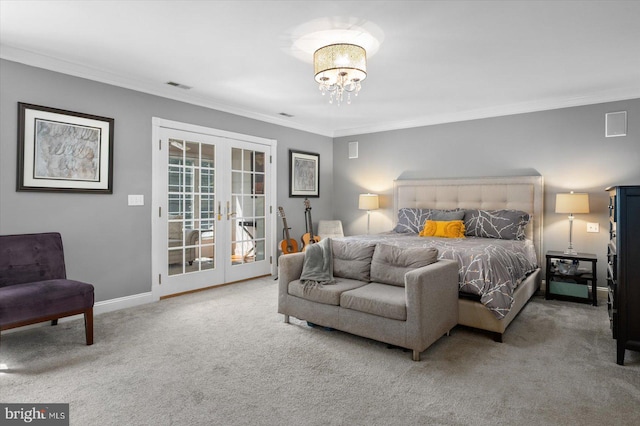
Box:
(93, 292, 156, 315)
(2, 292, 157, 335)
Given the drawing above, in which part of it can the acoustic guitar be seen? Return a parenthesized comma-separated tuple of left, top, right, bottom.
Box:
(301, 199, 321, 251)
(278, 207, 299, 254)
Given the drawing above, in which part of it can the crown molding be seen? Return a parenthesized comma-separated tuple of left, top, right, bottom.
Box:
(3, 44, 638, 140)
(332, 88, 640, 138)
(0, 45, 334, 138)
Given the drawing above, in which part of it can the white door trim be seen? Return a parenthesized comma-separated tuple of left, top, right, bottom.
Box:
(151, 117, 277, 301)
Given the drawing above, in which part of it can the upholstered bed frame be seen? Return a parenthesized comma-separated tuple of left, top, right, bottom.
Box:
(393, 175, 544, 341)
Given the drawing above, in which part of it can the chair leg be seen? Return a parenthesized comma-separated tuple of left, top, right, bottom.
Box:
(284, 315, 290, 324)
(51, 319, 58, 326)
(84, 308, 94, 345)
(412, 350, 421, 362)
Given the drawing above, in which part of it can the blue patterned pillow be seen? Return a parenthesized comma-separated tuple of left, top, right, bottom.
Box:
(464, 209, 530, 240)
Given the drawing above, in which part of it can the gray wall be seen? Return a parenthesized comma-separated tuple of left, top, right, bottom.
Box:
(0, 59, 333, 302)
(333, 98, 639, 288)
(3, 58, 637, 302)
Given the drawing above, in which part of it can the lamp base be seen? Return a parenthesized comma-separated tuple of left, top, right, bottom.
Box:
(563, 248, 578, 255)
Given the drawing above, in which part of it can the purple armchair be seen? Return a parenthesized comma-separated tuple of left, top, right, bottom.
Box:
(0, 232, 94, 345)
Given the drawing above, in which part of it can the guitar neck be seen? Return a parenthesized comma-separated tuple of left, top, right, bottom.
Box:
(282, 217, 292, 241)
(307, 211, 315, 238)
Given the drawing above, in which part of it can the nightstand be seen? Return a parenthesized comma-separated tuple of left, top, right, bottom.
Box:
(545, 251, 597, 306)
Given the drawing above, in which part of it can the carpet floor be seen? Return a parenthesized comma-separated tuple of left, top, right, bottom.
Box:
(1, 276, 639, 425)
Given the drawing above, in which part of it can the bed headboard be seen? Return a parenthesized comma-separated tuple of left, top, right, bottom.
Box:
(393, 176, 544, 264)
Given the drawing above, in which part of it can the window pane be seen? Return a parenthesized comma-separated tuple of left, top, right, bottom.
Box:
(232, 148, 242, 170)
(254, 152, 265, 173)
(254, 196, 264, 216)
(232, 171, 242, 194)
(243, 150, 253, 171)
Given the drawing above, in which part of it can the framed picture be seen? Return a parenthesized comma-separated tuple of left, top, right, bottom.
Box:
(17, 102, 114, 193)
(289, 149, 319, 198)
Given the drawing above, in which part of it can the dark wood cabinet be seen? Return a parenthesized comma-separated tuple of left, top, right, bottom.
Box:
(607, 185, 640, 365)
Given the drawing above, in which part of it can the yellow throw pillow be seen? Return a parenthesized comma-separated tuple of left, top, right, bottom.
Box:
(419, 220, 466, 238)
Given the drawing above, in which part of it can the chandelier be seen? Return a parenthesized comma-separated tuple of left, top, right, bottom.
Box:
(314, 43, 367, 105)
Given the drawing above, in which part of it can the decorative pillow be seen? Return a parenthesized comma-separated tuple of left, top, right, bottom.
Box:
(429, 209, 465, 221)
(393, 208, 426, 233)
(332, 240, 376, 282)
(370, 244, 439, 287)
(420, 220, 466, 238)
(392, 208, 463, 233)
(464, 209, 531, 240)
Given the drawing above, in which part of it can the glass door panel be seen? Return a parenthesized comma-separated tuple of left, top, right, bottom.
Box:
(155, 124, 272, 297)
(158, 130, 224, 296)
(229, 147, 267, 265)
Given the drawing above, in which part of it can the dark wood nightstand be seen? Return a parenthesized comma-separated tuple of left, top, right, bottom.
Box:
(545, 251, 597, 306)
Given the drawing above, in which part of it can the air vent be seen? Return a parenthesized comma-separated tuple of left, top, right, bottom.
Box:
(278, 112, 294, 118)
(166, 81, 192, 90)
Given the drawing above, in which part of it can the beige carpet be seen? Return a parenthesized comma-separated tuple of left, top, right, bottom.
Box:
(1, 277, 639, 426)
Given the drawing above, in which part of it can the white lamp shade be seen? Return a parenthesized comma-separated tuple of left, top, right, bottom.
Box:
(555, 192, 590, 214)
(314, 44, 367, 85)
(358, 194, 379, 210)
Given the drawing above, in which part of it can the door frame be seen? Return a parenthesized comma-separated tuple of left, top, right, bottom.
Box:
(151, 117, 277, 301)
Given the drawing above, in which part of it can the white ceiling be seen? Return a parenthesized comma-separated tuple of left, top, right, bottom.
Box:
(1, 1, 639, 138)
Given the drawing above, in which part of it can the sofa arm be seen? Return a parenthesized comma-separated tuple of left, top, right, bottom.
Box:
(277, 252, 305, 317)
(404, 259, 459, 350)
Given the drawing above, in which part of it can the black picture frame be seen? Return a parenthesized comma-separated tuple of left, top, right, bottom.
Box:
(17, 102, 114, 194)
(289, 149, 319, 198)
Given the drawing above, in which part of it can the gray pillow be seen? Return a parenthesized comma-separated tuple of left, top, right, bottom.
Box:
(463, 209, 530, 240)
(393, 208, 464, 233)
(430, 209, 465, 221)
(332, 240, 376, 282)
(393, 208, 426, 233)
(370, 244, 439, 287)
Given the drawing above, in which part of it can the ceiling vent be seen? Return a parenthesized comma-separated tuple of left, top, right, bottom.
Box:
(278, 112, 294, 117)
(166, 81, 192, 90)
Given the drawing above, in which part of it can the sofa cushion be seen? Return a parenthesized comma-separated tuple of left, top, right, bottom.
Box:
(370, 244, 439, 287)
(340, 283, 407, 321)
(288, 278, 367, 306)
(0, 279, 94, 326)
(332, 239, 376, 282)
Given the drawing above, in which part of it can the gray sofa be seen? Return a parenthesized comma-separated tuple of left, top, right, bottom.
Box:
(278, 240, 459, 361)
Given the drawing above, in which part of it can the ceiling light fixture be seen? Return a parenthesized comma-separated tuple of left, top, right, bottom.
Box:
(314, 43, 367, 105)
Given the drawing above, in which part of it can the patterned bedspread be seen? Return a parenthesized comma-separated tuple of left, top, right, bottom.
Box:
(336, 233, 538, 319)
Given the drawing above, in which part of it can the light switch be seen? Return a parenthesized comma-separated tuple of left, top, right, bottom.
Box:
(586, 222, 599, 233)
(128, 194, 144, 206)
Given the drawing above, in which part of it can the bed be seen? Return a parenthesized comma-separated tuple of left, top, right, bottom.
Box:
(340, 175, 543, 341)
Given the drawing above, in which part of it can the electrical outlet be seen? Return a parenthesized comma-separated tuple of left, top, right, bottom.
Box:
(586, 222, 599, 233)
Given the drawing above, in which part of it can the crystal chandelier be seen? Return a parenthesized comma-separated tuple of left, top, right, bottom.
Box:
(314, 43, 367, 105)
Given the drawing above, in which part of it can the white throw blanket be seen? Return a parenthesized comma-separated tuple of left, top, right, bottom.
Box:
(300, 237, 334, 292)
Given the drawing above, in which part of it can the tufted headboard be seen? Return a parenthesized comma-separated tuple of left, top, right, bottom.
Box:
(393, 176, 544, 264)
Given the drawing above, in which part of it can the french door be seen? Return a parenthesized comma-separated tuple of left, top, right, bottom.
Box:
(152, 119, 275, 298)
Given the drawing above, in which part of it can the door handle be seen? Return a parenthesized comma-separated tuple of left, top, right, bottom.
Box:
(217, 201, 222, 221)
(226, 201, 237, 220)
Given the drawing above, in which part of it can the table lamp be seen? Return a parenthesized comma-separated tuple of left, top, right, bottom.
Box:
(555, 192, 590, 255)
(358, 193, 379, 234)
